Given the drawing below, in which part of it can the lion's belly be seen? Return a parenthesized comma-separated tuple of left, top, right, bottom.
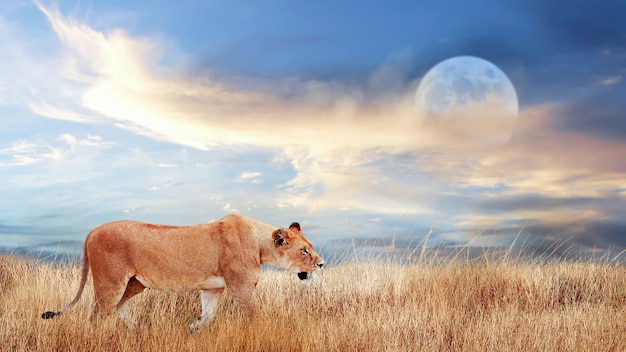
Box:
(135, 275, 226, 291)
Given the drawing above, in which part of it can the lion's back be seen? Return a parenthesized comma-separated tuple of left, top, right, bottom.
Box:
(84, 216, 266, 284)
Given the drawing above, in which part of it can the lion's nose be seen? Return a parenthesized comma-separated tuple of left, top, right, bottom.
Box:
(316, 262, 325, 269)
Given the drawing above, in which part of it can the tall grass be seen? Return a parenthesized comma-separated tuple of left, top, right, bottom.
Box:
(1, 249, 626, 351)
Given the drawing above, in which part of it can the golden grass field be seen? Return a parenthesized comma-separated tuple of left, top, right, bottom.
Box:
(1, 251, 626, 351)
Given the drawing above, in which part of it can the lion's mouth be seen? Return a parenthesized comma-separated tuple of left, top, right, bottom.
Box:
(297, 272, 312, 280)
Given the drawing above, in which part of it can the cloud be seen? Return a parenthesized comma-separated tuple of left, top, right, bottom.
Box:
(234, 171, 262, 184)
(28, 102, 95, 123)
(8, 3, 623, 248)
(59, 133, 113, 148)
(222, 203, 239, 213)
(48, 8, 626, 188)
(597, 75, 623, 86)
(23, 5, 480, 212)
(0, 140, 45, 165)
(0, 133, 113, 166)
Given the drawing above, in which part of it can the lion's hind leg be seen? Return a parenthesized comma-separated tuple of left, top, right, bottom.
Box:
(116, 277, 146, 328)
(90, 274, 133, 324)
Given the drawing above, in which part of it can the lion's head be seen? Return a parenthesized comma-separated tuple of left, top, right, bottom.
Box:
(272, 222, 324, 281)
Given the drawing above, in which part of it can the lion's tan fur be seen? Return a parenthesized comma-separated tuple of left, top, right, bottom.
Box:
(42, 214, 324, 329)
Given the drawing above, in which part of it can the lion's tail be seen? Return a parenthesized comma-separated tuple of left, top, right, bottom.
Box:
(41, 234, 91, 319)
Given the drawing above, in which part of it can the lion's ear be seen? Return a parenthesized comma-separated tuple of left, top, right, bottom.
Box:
(289, 222, 301, 232)
(272, 228, 291, 247)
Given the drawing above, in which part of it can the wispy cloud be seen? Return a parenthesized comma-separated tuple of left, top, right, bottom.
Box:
(234, 171, 262, 184)
(0, 133, 113, 166)
(597, 75, 622, 86)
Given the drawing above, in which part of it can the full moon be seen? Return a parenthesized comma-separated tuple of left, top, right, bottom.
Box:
(415, 56, 518, 117)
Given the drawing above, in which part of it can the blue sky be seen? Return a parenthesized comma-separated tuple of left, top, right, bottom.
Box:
(1, 0, 625, 259)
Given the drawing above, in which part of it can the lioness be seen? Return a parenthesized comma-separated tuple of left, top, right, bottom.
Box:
(41, 214, 324, 330)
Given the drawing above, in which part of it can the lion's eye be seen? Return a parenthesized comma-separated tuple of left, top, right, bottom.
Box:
(302, 248, 310, 255)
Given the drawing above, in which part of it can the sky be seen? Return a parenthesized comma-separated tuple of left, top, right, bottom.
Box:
(0, 0, 625, 260)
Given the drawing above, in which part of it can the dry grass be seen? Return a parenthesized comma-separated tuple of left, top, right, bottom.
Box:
(1, 253, 626, 351)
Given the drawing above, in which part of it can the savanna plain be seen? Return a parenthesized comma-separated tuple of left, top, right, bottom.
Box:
(2, 248, 626, 352)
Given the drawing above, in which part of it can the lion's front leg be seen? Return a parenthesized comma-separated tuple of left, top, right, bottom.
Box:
(232, 287, 258, 318)
(227, 278, 259, 318)
(189, 288, 223, 331)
